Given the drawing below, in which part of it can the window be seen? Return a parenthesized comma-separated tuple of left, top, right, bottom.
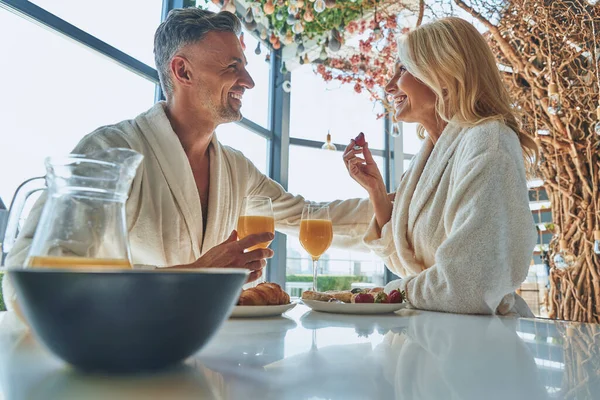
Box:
(203, 1, 271, 128)
(31, 0, 163, 66)
(290, 64, 385, 150)
(0, 8, 156, 206)
(238, 28, 271, 128)
(216, 123, 268, 175)
(286, 65, 388, 295)
(0, 0, 396, 302)
(286, 145, 387, 294)
(287, 146, 385, 202)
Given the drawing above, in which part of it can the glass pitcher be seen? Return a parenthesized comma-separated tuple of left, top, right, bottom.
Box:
(3, 148, 143, 269)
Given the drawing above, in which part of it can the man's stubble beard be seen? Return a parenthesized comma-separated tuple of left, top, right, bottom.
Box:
(198, 81, 242, 125)
(217, 102, 242, 123)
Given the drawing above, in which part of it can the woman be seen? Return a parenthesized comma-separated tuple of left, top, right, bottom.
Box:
(344, 17, 537, 316)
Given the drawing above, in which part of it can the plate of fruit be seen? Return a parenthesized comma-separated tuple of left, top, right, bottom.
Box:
(301, 287, 406, 315)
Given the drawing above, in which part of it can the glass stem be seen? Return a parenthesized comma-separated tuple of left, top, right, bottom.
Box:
(312, 258, 318, 292)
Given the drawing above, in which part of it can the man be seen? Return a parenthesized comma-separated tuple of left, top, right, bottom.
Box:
(3, 9, 375, 306)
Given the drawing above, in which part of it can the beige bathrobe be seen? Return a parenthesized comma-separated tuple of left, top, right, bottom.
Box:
(365, 120, 536, 316)
(3, 102, 373, 308)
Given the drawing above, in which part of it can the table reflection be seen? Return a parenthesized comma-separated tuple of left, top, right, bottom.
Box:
(376, 312, 550, 400)
(517, 319, 600, 399)
(3, 307, 600, 400)
(24, 364, 222, 400)
(201, 316, 297, 368)
(299, 308, 412, 336)
(0, 330, 224, 400)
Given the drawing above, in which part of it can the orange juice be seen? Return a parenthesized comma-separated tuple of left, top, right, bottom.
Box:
(237, 215, 275, 251)
(27, 256, 132, 269)
(299, 219, 333, 260)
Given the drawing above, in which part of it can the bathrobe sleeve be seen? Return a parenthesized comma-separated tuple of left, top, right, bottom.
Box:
(241, 157, 374, 250)
(400, 151, 536, 314)
(362, 216, 408, 276)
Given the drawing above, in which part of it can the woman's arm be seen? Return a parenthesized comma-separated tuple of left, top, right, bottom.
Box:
(342, 139, 395, 235)
(368, 182, 394, 237)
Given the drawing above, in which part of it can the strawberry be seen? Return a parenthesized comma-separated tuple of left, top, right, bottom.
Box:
(388, 289, 404, 304)
(374, 292, 388, 303)
(354, 293, 375, 303)
(354, 132, 366, 147)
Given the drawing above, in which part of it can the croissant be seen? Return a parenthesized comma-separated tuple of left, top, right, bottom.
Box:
(238, 283, 290, 306)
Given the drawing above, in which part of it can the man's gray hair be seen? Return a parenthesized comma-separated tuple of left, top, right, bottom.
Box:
(154, 8, 242, 99)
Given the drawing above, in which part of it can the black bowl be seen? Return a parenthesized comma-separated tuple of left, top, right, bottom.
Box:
(8, 268, 248, 373)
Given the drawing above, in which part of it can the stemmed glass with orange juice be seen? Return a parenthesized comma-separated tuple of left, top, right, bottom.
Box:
(237, 196, 275, 252)
(299, 204, 333, 292)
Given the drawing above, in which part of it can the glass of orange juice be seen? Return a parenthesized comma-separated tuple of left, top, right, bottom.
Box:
(237, 196, 275, 252)
(299, 204, 333, 292)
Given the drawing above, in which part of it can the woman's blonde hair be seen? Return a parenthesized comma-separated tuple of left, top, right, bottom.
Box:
(397, 17, 538, 165)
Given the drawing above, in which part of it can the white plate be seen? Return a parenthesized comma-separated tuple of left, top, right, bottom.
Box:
(230, 303, 297, 318)
(302, 299, 406, 315)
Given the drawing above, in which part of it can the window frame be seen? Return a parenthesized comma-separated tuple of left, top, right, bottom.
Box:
(1, 0, 409, 287)
(0, 0, 160, 84)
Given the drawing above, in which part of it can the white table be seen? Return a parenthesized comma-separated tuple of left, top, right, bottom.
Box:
(0, 305, 594, 399)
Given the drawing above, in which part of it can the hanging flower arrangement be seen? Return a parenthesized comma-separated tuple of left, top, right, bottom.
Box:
(314, 14, 408, 119)
(249, 0, 386, 40)
(203, 0, 412, 63)
(201, 0, 417, 113)
(203, 0, 386, 52)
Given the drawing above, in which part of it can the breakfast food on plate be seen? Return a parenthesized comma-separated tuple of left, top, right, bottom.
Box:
(352, 293, 374, 303)
(301, 290, 354, 303)
(301, 290, 334, 302)
(237, 283, 290, 306)
(387, 289, 404, 304)
(318, 290, 353, 303)
(351, 289, 403, 304)
(301, 287, 403, 304)
(374, 292, 388, 303)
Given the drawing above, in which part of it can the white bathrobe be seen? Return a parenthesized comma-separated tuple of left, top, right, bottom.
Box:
(3, 102, 373, 308)
(365, 120, 536, 316)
